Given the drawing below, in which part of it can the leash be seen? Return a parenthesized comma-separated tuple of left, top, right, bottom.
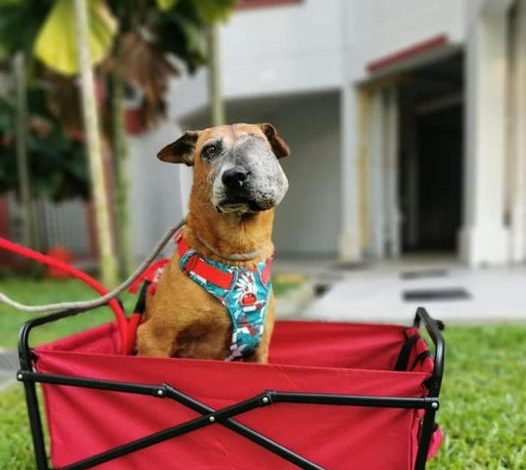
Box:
(0, 219, 185, 354)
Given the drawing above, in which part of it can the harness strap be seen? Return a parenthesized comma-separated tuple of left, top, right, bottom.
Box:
(174, 228, 273, 361)
(177, 235, 234, 290)
(176, 229, 272, 289)
(261, 257, 272, 285)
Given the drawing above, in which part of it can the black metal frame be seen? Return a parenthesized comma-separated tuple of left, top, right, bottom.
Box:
(17, 306, 445, 470)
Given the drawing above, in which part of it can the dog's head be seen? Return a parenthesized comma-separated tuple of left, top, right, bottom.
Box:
(157, 123, 290, 214)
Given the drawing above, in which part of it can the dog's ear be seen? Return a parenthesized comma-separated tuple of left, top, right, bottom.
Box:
(157, 131, 199, 166)
(258, 123, 290, 159)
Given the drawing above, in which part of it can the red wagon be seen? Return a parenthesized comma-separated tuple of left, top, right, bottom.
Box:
(17, 305, 444, 470)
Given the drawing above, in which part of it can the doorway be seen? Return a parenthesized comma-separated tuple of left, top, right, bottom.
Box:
(399, 53, 464, 253)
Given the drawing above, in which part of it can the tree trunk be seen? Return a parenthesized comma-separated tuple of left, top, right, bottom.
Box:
(111, 71, 133, 278)
(207, 25, 225, 126)
(13, 52, 39, 250)
(74, 0, 118, 287)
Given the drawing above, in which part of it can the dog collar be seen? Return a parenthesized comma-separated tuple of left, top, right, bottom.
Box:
(176, 229, 272, 361)
(195, 231, 266, 262)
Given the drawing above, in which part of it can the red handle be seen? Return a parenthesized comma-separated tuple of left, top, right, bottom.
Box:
(0, 236, 129, 353)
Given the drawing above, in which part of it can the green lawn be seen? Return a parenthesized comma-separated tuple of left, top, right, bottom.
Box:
(0, 275, 305, 350)
(0, 277, 130, 349)
(427, 324, 526, 470)
(1, 277, 525, 469)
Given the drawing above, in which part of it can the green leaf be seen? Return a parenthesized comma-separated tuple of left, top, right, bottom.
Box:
(156, 0, 178, 11)
(193, 0, 236, 25)
(0, 2, 51, 56)
(0, 0, 26, 5)
(33, 0, 118, 76)
(154, 9, 207, 72)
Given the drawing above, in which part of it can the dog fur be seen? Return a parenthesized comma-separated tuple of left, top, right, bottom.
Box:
(136, 123, 290, 362)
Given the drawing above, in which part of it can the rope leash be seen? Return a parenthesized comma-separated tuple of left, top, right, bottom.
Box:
(0, 219, 185, 314)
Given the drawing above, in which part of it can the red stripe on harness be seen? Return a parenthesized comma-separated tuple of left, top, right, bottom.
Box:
(261, 257, 272, 285)
(176, 233, 233, 290)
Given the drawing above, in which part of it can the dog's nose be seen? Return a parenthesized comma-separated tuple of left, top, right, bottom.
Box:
(222, 166, 250, 190)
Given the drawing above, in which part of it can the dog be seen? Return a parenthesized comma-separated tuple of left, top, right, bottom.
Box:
(136, 123, 290, 363)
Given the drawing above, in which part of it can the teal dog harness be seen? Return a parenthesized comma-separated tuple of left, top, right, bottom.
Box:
(176, 231, 272, 361)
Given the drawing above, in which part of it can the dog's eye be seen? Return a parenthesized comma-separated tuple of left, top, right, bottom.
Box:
(202, 143, 221, 160)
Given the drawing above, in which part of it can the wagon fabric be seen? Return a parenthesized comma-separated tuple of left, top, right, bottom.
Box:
(34, 320, 440, 469)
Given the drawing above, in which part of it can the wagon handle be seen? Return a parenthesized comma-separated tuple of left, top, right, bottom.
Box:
(413, 307, 445, 397)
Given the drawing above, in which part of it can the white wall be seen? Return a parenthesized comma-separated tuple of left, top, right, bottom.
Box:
(344, 0, 465, 81)
(128, 121, 190, 262)
(171, 0, 344, 120)
(269, 93, 342, 257)
(220, 0, 343, 97)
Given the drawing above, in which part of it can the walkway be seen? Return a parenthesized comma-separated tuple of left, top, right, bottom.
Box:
(274, 255, 526, 324)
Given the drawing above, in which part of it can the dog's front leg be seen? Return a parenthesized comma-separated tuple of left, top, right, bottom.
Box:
(136, 319, 178, 357)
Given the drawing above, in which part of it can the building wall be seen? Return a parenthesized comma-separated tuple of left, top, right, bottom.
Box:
(165, 0, 471, 260)
(170, 0, 468, 120)
(138, 0, 526, 265)
(128, 121, 189, 262)
(271, 93, 341, 257)
(170, 0, 344, 120)
(220, 0, 343, 97)
(344, 0, 465, 81)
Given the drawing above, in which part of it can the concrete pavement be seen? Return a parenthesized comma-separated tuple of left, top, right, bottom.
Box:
(274, 256, 526, 324)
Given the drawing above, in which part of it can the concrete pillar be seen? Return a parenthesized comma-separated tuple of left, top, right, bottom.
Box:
(357, 88, 371, 254)
(384, 87, 401, 257)
(338, 85, 362, 261)
(368, 89, 386, 258)
(509, 0, 526, 263)
(460, 8, 510, 266)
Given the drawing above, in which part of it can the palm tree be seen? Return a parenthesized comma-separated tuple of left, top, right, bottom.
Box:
(74, 0, 118, 287)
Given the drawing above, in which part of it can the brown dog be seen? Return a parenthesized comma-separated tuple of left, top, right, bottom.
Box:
(136, 123, 290, 363)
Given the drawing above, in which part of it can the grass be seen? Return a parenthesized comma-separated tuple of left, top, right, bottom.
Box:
(1, 277, 525, 469)
(0, 274, 305, 350)
(427, 324, 526, 470)
(0, 277, 135, 349)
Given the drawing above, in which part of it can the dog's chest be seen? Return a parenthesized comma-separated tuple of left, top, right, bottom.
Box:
(154, 265, 234, 359)
(174, 311, 232, 359)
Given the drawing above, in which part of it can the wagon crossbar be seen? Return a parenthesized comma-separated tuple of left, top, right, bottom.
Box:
(17, 370, 439, 470)
(17, 307, 444, 470)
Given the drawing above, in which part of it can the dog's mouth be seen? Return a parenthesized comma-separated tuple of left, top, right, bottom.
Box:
(216, 198, 272, 214)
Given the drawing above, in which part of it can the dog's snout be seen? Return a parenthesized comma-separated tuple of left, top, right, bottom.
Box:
(222, 166, 250, 190)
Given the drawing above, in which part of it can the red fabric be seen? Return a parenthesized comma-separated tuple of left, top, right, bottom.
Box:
(123, 313, 142, 355)
(428, 425, 444, 460)
(402, 328, 435, 373)
(35, 321, 440, 469)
